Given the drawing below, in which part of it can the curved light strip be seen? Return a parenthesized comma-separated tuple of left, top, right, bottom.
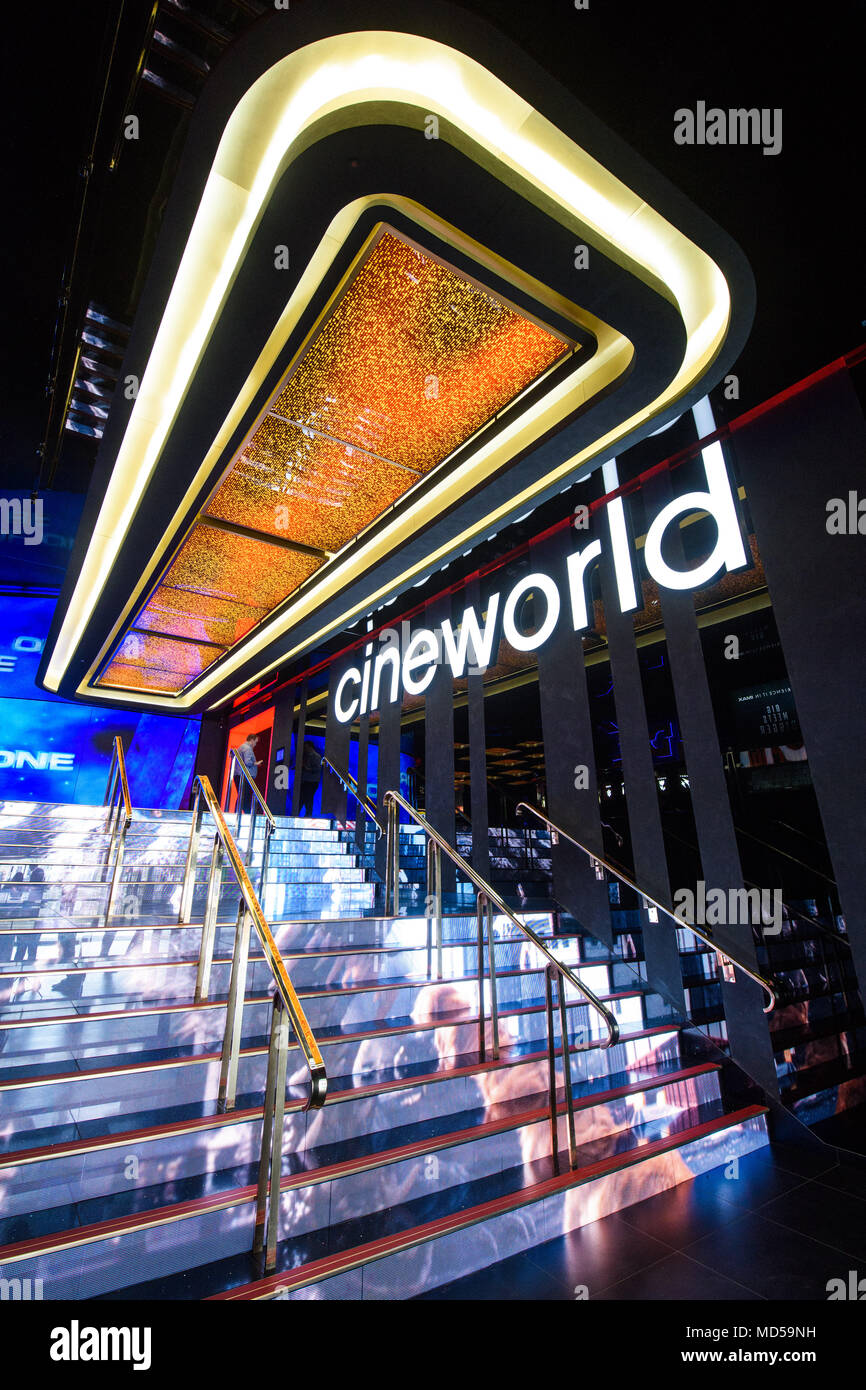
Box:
(46, 29, 731, 701)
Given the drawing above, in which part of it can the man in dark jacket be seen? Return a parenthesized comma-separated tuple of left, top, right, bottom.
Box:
(233, 733, 262, 814)
(298, 740, 322, 816)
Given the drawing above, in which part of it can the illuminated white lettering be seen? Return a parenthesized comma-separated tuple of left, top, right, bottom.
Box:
(502, 573, 560, 652)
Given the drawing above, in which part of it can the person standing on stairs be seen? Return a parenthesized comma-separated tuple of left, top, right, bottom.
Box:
(298, 740, 322, 817)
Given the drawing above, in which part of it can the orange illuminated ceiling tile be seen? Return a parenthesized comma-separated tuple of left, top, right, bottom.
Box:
(205, 419, 415, 553)
(114, 631, 223, 679)
(203, 229, 572, 559)
(136, 585, 269, 646)
(268, 231, 569, 475)
(99, 662, 188, 694)
(161, 522, 324, 611)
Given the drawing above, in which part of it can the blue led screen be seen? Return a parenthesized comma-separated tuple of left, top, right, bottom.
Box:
(0, 595, 200, 808)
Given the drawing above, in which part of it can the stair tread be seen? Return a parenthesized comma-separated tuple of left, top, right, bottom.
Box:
(0, 1089, 739, 1263)
(0, 1005, 677, 1092)
(102, 1103, 768, 1301)
(0, 1053, 706, 1170)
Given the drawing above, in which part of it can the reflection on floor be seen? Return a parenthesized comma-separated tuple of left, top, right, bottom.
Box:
(416, 1141, 866, 1300)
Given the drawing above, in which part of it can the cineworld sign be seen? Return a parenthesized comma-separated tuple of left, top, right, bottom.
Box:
(335, 450, 745, 723)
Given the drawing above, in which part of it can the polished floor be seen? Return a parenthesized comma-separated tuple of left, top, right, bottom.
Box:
(415, 1138, 866, 1300)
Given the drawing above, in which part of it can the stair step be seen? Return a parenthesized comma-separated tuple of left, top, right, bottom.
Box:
(0, 1090, 760, 1299)
(0, 1060, 719, 1228)
(205, 1105, 769, 1302)
(0, 1017, 683, 1159)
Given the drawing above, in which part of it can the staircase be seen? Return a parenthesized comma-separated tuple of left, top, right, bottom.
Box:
(0, 797, 769, 1301)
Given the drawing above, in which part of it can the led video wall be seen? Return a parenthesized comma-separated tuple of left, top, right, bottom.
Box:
(0, 596, 200, 807)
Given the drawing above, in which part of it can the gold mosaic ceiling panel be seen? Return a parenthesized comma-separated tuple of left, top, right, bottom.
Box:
(205, 418, 414, 553)
(135, 587, 269, 647)
(98, 227, 573, 695)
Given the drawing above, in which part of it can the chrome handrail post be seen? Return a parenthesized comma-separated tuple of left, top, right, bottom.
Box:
(180, 772, 324, 1272)
(259, 821, 272, 904)
(247, 795, 257, 868)
(426, 836, 435, 981)
(485, 898, 499, 1060)
(104, 783, 120, 868)
(195, 833, 223, 1003)
(105, 813, 128, 923)
(384, 797, 393, 912)
(385, 797, 399, 916)
(254, 993, 289, 1275)
(218, 903, 252, 1112)
(103, 744, 117, 810)
(431, 840, 443, 979)
(178, 784, 203, 925)
(544, 964, 561, 1176)
(557, 974, 578, 1169)
(476, 892, 487, 1061)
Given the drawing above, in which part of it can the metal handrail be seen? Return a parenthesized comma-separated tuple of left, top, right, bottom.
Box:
(178, 773, 325, 1272)
(227, 749, 276, 893)
(665, 822, 849, 951)
(103, 736, 132, 922)
(321, 754, 385, 836)
(383, 789, 619, 1175)
(734, 822, 837, 886)
(517, 802, 778, 1014)
(228, 747, 273, 823)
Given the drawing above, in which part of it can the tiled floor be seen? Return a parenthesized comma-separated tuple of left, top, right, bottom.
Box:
(415, 1140, 866, 1300)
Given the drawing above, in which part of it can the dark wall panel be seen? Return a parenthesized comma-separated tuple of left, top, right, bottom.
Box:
(424, 594, 457, 890)
(290, 679, 308, 817)
(648, 466, 778, 1094)
(355, 711, 370, 852)
(733, 370, 866, 1003)
(466, 578, 491, 883)
(375, 637, 403, 882)
(192, 716, 224, 807)
(599, 526, 685, 1009)
(532, 529, 612, 945)
(322, 656, 352, 820)
(268, 689, 295, 817)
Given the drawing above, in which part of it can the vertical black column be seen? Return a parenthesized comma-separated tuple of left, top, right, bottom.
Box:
(268, 690, 295, 816)
(733, 370, 866, 1004)
(355, 711, 370, 852)
(424, 594, 456, 891)
(375, 634, 403, 882)
(466, 578, 491, 884)
(192, 715, 225, 807)
(290, 679, 308, 817)
(322, 655, 353, 820)
(532, 529, 612, 946)
(599, 531, 685, 1010)
(647, 467, 778, 1095)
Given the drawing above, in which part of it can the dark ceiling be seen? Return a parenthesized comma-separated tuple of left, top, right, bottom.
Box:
(1, 0, 862, 497)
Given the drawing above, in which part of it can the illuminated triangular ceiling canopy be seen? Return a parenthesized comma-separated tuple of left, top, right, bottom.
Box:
(98, 227, 574, 695)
